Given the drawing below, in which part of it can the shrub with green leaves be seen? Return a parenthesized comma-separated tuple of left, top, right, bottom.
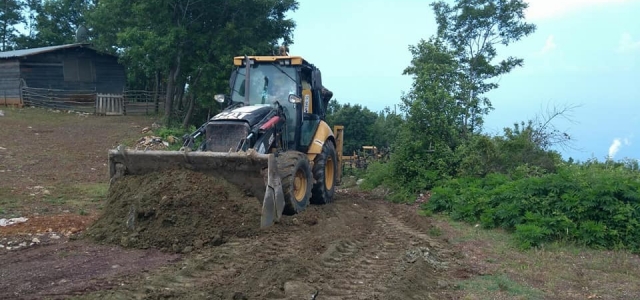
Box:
(153, 125, 198, 150)
(424, 162, 640, 252)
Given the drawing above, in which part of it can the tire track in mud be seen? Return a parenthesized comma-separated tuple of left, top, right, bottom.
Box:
(309, 201, 444, 300)
(92, 241, 251, 298)
(86, 234, 304, 299)
(166, 234, 305, 288)
(75, 198, 456, 299)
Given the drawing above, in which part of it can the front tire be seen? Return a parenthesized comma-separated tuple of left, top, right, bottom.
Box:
(311, 141, 337, 204)
(279, 151, 313, 215)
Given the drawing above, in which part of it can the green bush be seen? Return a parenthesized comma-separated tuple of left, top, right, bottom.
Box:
(363, 121, 564, 202)
(424, 162, 640, 252)
(155, 125, 195, 140)
(154, 125, 198, 150)
(360, 161, 393, 191)
(454, 125, 562, 178)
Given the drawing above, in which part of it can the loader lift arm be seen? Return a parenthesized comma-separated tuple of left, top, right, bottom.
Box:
(181, 124, 207, 150)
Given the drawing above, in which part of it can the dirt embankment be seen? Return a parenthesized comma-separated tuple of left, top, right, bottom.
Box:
(3, 171, 470, 300)
(76, 187, 468, 300)
(83, 170, 265, 253)
(76, 167, 466, 299)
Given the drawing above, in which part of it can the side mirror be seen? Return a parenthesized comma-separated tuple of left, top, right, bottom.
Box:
(214, 94, 225, 103)
(288, 94, 302, 104)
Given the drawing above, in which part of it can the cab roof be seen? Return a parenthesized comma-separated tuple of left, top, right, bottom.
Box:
(233, 55, 308, 66)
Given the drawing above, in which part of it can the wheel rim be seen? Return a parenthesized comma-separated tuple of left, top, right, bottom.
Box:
(325, 156, 334, 190)
(293, 169, 307, 202)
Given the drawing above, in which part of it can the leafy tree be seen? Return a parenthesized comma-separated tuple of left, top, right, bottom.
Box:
(325, 100, 401, 155)
(389, 37, 463, 193)
(325, 102, 379, 154)
(381, 0, 536, 195)
(326, 99, 341, 115)
(431, 0, 536, 134)
(40, 0, 90, 45)
(0, 0, 25, 51)
(87, 0, 299, 125)
(371, 106, 403, 150)
(13, 0, 39, 47)
(14, 0, 93, 49)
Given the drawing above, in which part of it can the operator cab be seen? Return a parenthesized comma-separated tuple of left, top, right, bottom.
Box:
(215, 55, 331, 152)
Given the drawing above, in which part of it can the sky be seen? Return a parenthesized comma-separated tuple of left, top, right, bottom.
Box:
(287, 0, 640, 162)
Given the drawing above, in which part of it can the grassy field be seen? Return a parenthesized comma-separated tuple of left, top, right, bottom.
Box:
(426, 211, 640, 300)
(0, 107, 157, 221)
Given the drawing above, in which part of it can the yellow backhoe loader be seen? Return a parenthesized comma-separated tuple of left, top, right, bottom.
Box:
(108, 54, 344, 228)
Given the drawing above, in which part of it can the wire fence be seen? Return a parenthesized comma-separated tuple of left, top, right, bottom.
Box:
(123, 90, 164, 115)
(20, 87, 164, 115)
(22, 87, 96, 113)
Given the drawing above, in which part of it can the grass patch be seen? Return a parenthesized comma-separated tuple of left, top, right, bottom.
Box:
(0, 187, 28, 218)
(52, 183, 108, 201)
(431, 214, 640, 299)
(46, 195, 68, 205)
(2, 106, 82, 125)
(75, 183, 109, 202)
(117, 136, 143, 148)
(428, 226, 442, 237)
(45, 183, 109, 210)
(0, 183, 108, 217)
(457, 274, 544, 300)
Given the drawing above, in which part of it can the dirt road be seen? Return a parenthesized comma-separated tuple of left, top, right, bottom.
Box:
(1, 192, 470, 300)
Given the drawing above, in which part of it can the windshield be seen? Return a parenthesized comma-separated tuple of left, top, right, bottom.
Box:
(231, 64, 297, 105)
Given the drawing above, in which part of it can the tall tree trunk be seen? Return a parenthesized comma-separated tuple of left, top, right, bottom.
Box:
(164, 68, 176, 121)
(2, 19, 6, 51)
(175, 80, 186, 111)
(153, 70, 159, 113)
(182, 93, 195, 128)
(181, 68, 204, 129)
(164, 53, 182, 122)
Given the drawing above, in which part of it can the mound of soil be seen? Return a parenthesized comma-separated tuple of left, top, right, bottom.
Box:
(83, 169, 263, 253)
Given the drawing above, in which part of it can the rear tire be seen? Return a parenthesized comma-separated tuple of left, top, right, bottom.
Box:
(311, 141, 337, 204)
(279, 151, 313, 215)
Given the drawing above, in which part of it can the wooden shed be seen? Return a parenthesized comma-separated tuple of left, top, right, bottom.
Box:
(0, 43, 126, 108)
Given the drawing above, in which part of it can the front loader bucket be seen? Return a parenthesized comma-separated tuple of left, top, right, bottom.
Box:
(107, 146, 286, 228)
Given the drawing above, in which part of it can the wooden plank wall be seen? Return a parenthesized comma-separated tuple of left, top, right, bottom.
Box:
(0, 60, 22, 106)
(19, 47, 126, 94)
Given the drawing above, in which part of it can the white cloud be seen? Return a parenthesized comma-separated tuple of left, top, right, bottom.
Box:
(525, 0, 631, 20)
(617, 33, 640, 53)
(608, 137, 631, 158)
(539, 35, 556, 55)
(609, 139, 622, 158)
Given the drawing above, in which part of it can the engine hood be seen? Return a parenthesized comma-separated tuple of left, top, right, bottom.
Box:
(210, 104, 273, 127)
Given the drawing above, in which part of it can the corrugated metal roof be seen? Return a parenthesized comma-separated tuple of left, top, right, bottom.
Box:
(0, 43, 94, 59)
